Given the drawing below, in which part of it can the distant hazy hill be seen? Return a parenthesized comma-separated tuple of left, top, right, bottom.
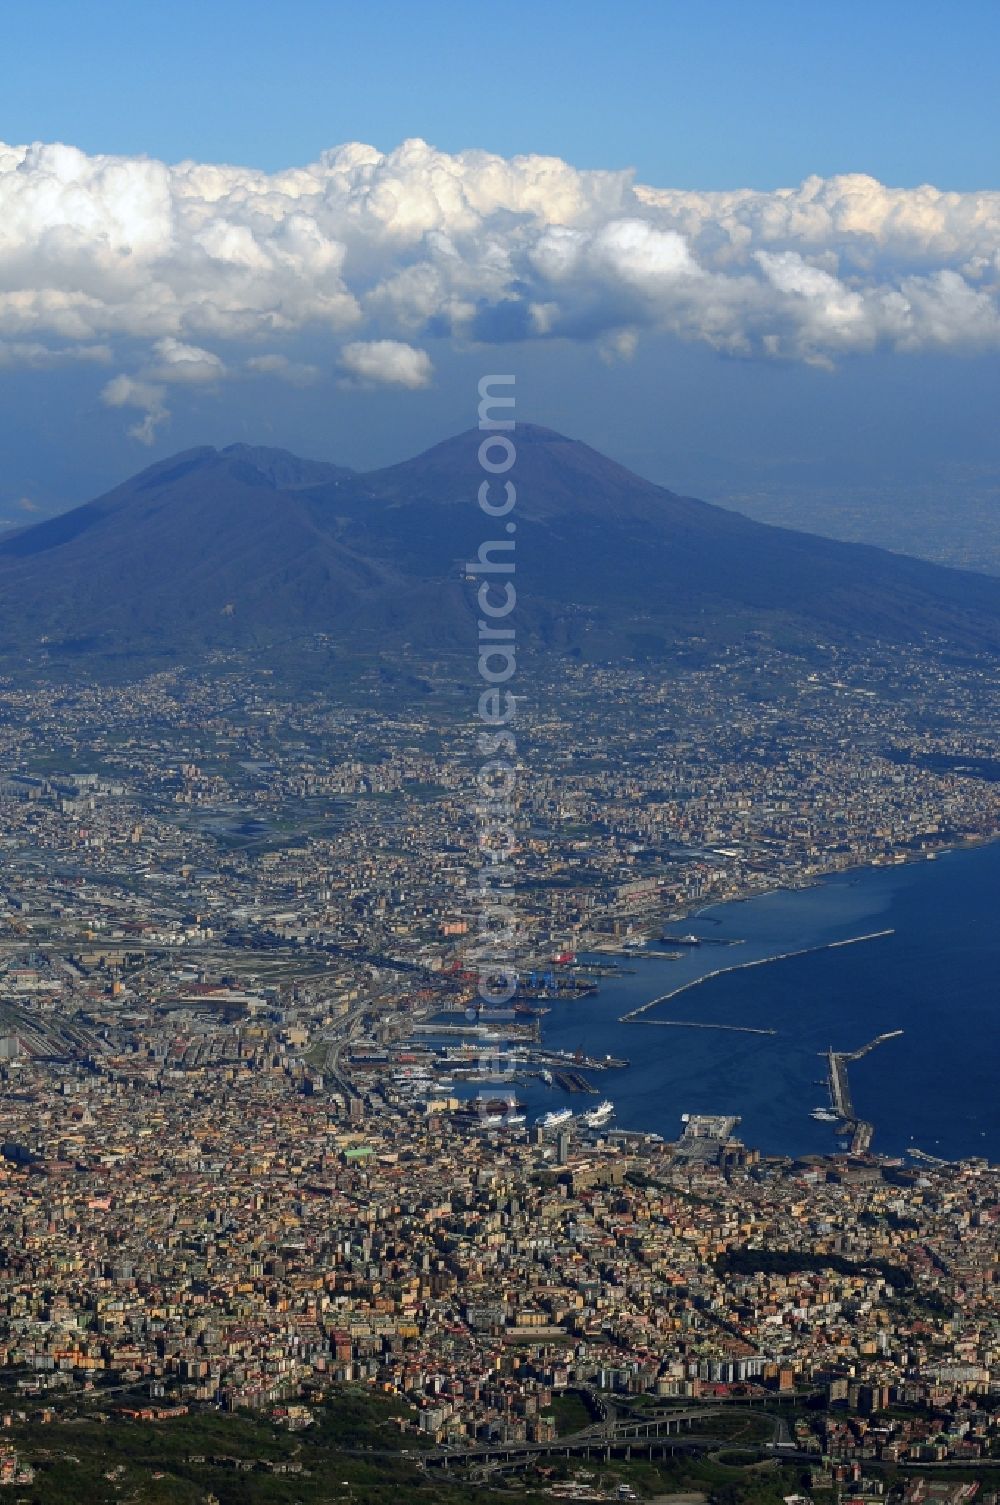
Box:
(2, 426, 1000, 671)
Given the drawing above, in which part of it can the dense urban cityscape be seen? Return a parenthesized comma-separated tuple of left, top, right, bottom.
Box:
(0, 639, 996, 1499)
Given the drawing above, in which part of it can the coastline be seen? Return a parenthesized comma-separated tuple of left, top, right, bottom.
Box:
(660, 831, 999, 932)
(570, 835, 998, 964)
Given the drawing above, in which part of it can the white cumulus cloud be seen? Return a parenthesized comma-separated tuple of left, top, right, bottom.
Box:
(100, 375, 168, 445)
(339, 338, 433, 389)
(2, 137, 1000, 436)
(148, 336, 227, 385)
(244, 352, 321, 385)
(0, 340, 110, 368)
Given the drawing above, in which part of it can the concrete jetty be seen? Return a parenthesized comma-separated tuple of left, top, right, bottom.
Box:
(634, 1020, 777, 1036)
(619, 929, 895, 1023)
(823, 1028, 905, 1131)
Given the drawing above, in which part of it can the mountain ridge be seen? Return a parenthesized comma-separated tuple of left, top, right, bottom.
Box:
(1, 425, 999, 671)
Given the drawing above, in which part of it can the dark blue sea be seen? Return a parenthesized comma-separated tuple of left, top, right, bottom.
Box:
(505, 842, 1000, 1161)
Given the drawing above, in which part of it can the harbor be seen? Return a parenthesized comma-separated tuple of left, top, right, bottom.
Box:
(495, 845, 1000, 1160)
(387, 845, 999, 1162)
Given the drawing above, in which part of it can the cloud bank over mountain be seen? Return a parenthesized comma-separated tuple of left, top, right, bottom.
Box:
(3, 136, 1000, 437)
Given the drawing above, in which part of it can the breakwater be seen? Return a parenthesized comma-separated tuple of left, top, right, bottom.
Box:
(824, 1030, 905, 1126)
(619, 929, 895, 1023)
(634, 1020, 777, 1036)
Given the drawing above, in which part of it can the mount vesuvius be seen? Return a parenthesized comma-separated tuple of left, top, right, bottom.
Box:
(2, 425, 1000, 671)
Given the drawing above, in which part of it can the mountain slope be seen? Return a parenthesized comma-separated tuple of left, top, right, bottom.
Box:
(332, 426, 1000, 647)
(0, 445, 381, 654)
(1, 424, 999, 667)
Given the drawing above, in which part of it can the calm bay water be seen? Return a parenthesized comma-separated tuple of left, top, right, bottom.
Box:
(514, 842, 1000, 1161)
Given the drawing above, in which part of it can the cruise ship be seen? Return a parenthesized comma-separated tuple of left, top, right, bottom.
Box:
(583, 1099, 614, 1129)
(535, 1106, 573, 1129)
(811, 1107, 838, 1122)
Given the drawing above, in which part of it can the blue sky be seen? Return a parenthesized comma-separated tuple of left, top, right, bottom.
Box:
(2, 0, 1000, 542)
(5, 0, 1000, 189)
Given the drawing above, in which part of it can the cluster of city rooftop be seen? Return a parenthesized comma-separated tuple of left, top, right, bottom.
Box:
(0, 1076, 996, 1456)
(0, 640, 996, 1455)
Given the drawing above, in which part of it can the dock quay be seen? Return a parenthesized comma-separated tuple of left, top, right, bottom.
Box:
(535, 1051, 630, 1072)
(404, 1039, 630, 1078)
(553, 1070, 597, 1094)
(410, 1022, 533, 1040)
(573, 962, 631, 977)
(827, 1048, 855, 1119)
(910, 1147, 951, 1166)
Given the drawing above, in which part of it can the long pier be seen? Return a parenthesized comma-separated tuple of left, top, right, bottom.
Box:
(823, 1030, 904, 1135)
(827, 1049, 855, 1119)
(634, 1020, 777, 1036)
(619, 929, 895, 1023)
